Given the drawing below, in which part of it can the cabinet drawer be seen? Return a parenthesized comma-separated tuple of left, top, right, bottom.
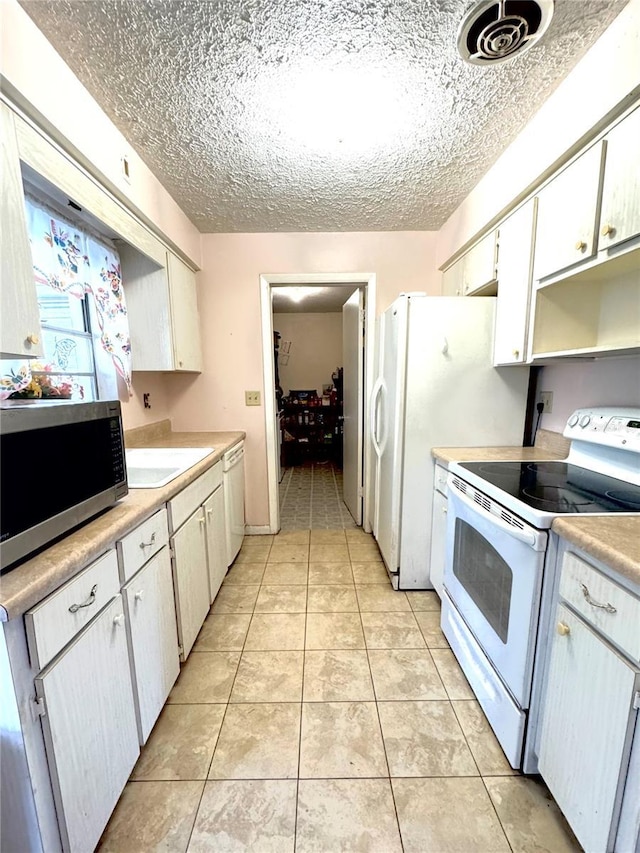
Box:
(560, 551, 640, 661)
(434, 463, 448, 494)
(168, 461, 222, 532)
(117, 508, 169, 583)
(25, 550, 120, 670)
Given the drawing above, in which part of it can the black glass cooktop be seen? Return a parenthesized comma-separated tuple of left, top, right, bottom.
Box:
(459, 461, 640, 514)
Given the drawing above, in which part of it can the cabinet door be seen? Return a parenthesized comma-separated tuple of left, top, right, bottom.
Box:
(35, 595, 139, 853)
(599, 107, 640, 252)
(441, 259, 463, 296)
(494, 200, 536, 365)
(429, 488, 448, 597)
(122, 548, 180, 744)
(0, 103, 42, 359)
(167, 252, 203, 372)
(533, 142, 605, 281)
(204, 485, 227, 603)
(461, 231, 497, 295)
(171, 508, 210, 659)
(539, 604, 639, 853)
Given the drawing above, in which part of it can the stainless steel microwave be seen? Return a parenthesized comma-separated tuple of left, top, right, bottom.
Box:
(0, 400, 127, 571)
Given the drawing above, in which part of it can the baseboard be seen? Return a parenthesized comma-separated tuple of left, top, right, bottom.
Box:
(244, 525, 273, 535)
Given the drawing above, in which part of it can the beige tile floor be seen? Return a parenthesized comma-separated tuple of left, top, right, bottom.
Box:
(99, 531, 581, 852)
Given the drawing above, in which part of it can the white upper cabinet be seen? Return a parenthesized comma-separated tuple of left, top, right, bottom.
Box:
(599, 107, 640, 252)
(533, 142, 605, 282)
(167, 251, 203, 371)
(120, 243, 203, 372)
(494, 200, 536, 366)
(0, 103, 42, 359)
(442, 230, 497, 297)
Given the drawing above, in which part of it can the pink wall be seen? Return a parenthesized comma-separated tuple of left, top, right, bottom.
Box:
(166, 231, 438, 526)
(121, 374, 173, 431)
(535, 358, 640, 433)
(1, 0, 202, 267)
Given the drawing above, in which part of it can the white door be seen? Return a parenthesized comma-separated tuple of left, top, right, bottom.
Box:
(171, 508, 210, 659)
(539, 604, 640, 852)
(374, 297, 408, 577)
(204, 484, 227, 602)
(342, 289, 364, 524)
(122, 548, 180, 744)
(35, 595, 139, 853)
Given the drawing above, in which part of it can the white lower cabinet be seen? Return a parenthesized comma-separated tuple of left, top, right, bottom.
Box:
(34, 595, 140, 853)
(170, 507, 210, 659)
(538, 548, 640, 853)
(204, 484, 227, 603)
(122, 547, 180, 743)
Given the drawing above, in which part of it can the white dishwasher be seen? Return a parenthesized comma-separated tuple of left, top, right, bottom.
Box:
(223, 441, 245, 565)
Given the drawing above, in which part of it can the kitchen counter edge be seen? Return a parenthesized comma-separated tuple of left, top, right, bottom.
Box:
(0, 431, 245, 622)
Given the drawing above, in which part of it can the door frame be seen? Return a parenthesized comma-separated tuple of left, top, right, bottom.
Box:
(259, 272, 377, 534)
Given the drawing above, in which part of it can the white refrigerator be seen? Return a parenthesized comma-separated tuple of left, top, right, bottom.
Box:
(370, 294, 530, 590)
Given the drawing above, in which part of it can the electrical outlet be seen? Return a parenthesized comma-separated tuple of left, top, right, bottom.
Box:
(540, 391, 553, 414)
(245, 390, 261, 406)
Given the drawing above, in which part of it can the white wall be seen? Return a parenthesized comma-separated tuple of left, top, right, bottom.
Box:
(274, 313, 343, 397)
(535, 357, 640, 432)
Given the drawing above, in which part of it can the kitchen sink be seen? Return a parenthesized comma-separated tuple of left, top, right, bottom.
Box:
(125, 447, 215, 488)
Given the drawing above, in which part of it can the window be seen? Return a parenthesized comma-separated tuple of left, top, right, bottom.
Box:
(1, 195, 130, 402)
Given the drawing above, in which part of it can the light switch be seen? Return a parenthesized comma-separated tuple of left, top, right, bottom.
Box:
(245, 390, 261, 406)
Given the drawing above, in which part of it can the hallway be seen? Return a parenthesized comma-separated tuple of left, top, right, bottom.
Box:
(279, 462, 357, 530)
(98, 528, 580, 851)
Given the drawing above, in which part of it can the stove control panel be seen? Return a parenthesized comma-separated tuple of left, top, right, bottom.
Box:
(564, 407, 640, 449)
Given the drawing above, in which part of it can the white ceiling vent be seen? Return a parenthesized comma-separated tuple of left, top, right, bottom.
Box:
(457, 0, 554, 65)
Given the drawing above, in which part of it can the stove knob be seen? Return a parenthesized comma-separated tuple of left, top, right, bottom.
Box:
(568, 414, 579, 428)
(579, 415, 591, 428)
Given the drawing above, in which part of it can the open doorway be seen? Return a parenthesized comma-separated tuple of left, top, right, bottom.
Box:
(260, 273, 377, 535)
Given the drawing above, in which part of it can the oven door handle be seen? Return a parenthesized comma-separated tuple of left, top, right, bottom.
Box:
(450, 485, 543, 550)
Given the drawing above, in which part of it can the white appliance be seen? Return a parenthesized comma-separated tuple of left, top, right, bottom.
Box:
(370, 294, 530, 590)
(442, 407, 640, 771)
(223, 441, 245, 565)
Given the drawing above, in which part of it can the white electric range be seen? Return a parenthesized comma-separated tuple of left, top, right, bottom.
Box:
(440, 407, 640, 772)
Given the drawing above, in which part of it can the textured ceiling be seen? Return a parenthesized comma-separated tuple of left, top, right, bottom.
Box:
(272, 285, 358, 313)
(19, 0, 628, 232)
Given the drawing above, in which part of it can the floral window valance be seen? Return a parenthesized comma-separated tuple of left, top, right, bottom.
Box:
(1, 198, 132, 399)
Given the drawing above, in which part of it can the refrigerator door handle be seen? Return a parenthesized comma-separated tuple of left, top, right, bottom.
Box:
(370, 377, 384, 456)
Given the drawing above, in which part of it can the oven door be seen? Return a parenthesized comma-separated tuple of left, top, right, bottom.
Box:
(443, 479, 547, 708)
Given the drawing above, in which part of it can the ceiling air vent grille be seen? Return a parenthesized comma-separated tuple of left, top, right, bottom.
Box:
(457, 0, 554, 65)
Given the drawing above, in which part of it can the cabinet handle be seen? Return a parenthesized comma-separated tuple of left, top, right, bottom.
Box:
(26, 333, 40, 345)
(139, 532, 156, 550)
(134, 590, 144, 601)
(69, 584, 98, 613)
(556, 622, 570, 636)
(579, 582, 617, 614)
(199, 515, 206, 526)
(113, 614, 125, 626)
(575, 240, 587, 252)
(207, 508, 213, 518)
(601, 223, 614, 237)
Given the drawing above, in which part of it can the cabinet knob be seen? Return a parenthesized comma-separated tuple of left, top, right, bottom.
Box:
(179, 360, 184, 367)
(134, 590, 144, 601)
(455, 289, 461, 296)
(442, 506, 448, 513)
(113, 613, 125, 627)
(512, 348, 520, 358)
(464, 284, 470, 293)
(206, 508, 213, 518)
(26, 333, 40, 345)
(556, 622, 570, 636)
(199, 516, 206, 526)
(575, 240, 586, 252)
(601, 223, 614, 237)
